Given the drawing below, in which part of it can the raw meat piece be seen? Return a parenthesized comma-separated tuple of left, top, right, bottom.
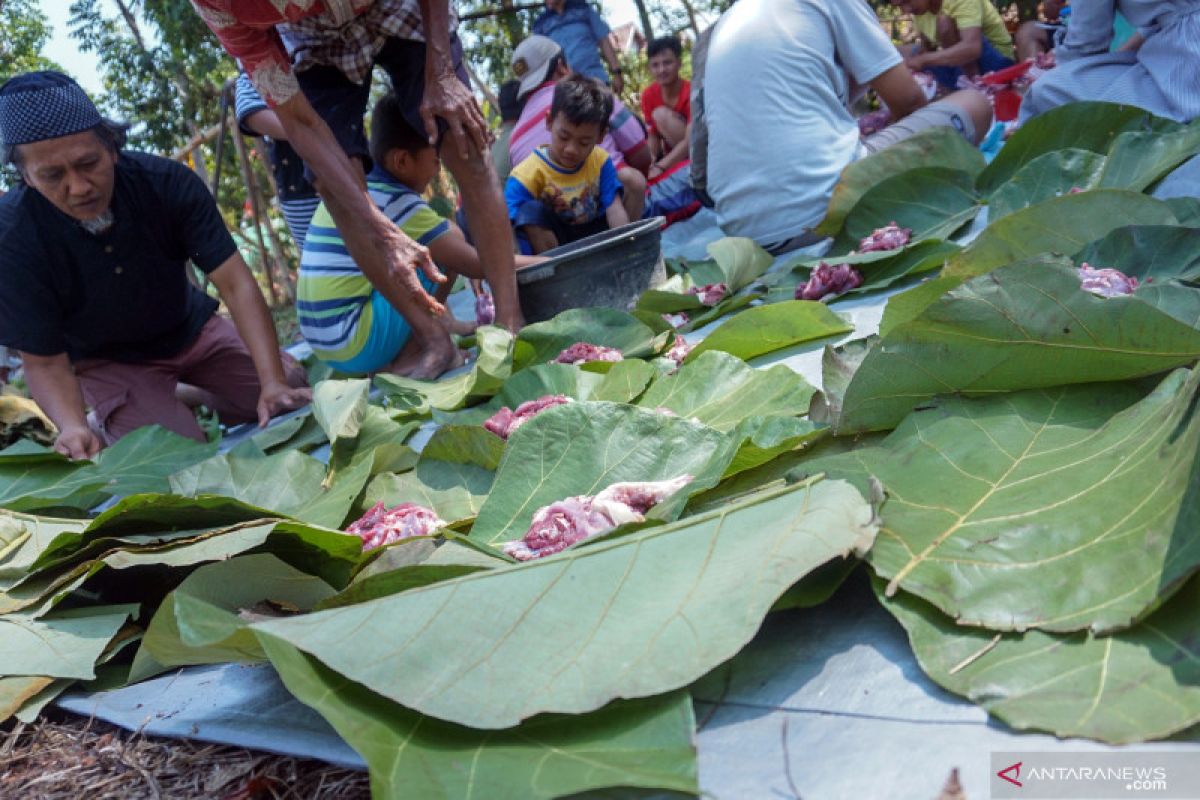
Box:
(687, 282, 729, 306)
(662, 311, 690, 328)
(554, 342, 624, 365)
(858, 108, 893, 136)
(857, 222, 912, 253)
(503, 475, 694, 561)
(665, 336, 693, 366)
(475, 293, 495, 325)
(1078, 263, 1139, 297)
(795, 261, 864, 301)
(483, 395, 573, 440)
(346, 502, 447, 550)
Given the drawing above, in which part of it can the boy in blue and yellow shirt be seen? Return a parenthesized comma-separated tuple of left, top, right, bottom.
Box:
(505, 74, 630, 254)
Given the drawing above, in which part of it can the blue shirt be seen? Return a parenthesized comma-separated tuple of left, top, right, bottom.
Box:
(532, 0, 612, 84)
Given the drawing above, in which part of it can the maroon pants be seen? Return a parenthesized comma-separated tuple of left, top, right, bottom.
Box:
(75, 316, 306, 445)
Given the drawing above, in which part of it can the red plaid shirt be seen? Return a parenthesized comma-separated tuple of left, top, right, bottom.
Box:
(191, 0, 454, 107)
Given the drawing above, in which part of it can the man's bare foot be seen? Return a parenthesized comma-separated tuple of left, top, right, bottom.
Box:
(387, 333, 464, 380)
(495, 310, 526, 333)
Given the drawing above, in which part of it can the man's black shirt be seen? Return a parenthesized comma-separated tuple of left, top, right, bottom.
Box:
(0, 151, 237, 362)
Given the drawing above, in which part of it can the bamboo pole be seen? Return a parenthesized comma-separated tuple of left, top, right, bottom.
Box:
(231, 124, 286, 307)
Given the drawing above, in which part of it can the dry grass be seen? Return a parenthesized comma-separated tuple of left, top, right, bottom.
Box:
(1, 712, 368, 800)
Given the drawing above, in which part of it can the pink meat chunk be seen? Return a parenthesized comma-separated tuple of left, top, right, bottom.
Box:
(665, 336, 693, 366)
(687, 282, 729, 306)
(796, 261, 864, 302)
(483, 394, 573, 440)
(502, 475, 694, 561)
(1079, 263, 1139, 298)
(857, 108, 893, 136)
(553, 342, 624, 365)
(857, 222, 912, 253)
(346, 501, 447, 550)
(662, 311, 690, 328)
(475, 293, 495, 325)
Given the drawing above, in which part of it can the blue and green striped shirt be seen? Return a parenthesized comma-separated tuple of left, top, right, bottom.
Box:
(297, 167, 450, 363)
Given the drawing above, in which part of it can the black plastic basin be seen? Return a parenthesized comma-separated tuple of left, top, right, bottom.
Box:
(517, 216, 667, 323)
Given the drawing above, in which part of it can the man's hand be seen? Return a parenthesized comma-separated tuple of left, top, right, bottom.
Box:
(256, 380, 312, 428)
(55, 425, 102, 461)
(381, 225, 447, 314)
(421, 69, 489, 160)
(904, 53, 927, 71)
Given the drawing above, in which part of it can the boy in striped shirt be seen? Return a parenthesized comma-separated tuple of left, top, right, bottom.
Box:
(298, 93, 541, 375)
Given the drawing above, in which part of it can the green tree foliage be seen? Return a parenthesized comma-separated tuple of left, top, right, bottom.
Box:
(0, 0, 64, 85)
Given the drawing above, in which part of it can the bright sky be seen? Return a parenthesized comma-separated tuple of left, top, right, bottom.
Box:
(40, 1, 104, 93)
(38, 0, 642, 97)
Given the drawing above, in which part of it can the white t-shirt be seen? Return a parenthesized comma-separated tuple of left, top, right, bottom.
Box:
(704, 0, 901, 245)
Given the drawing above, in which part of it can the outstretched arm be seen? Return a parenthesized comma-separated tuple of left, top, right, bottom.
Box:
(870, 63, 929, 122)
(605, 196, 630, 229)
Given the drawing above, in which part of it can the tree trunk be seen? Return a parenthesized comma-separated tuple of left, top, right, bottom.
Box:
(632, 0, 655, 41)
(679, 0, 702, 38)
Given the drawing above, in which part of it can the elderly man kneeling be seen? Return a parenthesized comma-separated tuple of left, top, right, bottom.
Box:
(0, 72, 310, 460)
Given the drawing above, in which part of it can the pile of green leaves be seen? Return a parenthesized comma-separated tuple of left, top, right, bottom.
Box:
(3, 102, 1199, 793)
(0, 310, 869, 796)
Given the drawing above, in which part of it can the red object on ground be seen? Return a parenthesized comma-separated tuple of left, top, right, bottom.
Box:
(980, 60, 1033, 85)
(994, 89, 1023, 122)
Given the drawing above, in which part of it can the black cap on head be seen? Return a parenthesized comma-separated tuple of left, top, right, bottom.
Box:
(0, 71, 103, 149)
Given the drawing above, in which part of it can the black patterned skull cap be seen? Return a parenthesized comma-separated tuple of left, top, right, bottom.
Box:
(0, 71, 103, 148)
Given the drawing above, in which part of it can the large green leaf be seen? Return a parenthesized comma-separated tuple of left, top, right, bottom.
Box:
(722, 415, 826, 478)
(260, 637, 701, 799)
(766, 240, 959, 304)
(986, 149, 1107, 221)
(443, 361, 655, 428)
(362, 427, 499, 527)
(833, 167, 980, 254)
(818, 126, 985, 236)
(976, 102, 1160, 194)
(253, 477, 877, 728)
(812, 370, 1200, 633)
(0, 425, 215, 512)
(169, 447, 370, 529)
(1097, 121, 1200, 192)
(944, 190, 1178, 283)
(133, 553, 334, 681)
(877, 574, 1200, 744)
(1167, 197, 1200, 226)
(1076, 225, 1200, 280)
(311, 378, 370, 452)
(686, 236, 773, 292)
(469, 402, 732, 546)
(0, 603, 136, 679)
(685, 301, 851, 364)
(513, 308, 669, 368)
(375, 325, 515, 413)
(636, 351, 814, 431)
(0, 511, 86, 590)
(834, 257, 1200, 433)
